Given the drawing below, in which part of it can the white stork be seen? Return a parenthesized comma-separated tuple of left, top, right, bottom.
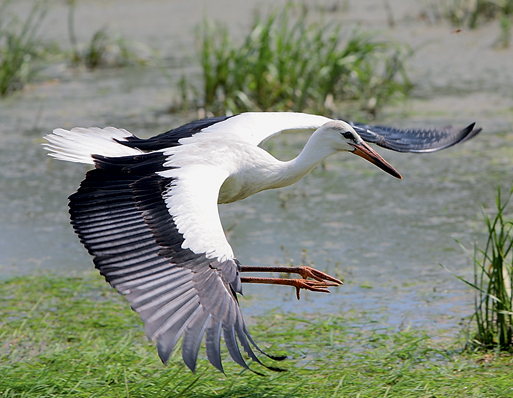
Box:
(43, 112, 481, 373)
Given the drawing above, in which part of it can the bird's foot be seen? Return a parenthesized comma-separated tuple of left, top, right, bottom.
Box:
(240, 276, 339, 299)
(291, 266, 343, 286)
(240, 266, 343, 300)
(291, 266, 343, 300)
(290, 278, 338, 300)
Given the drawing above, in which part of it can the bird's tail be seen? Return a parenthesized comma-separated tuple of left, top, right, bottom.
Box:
(43, 127, 143, 164)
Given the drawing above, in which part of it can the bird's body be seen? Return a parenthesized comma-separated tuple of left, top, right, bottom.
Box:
(44, 112, 481, 373)
(166, 134, 286, 203)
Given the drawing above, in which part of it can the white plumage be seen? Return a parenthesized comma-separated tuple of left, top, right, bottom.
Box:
(43, 111, 481, 373)
(45, 127, 141, 163)
(160, 166, 233, 260)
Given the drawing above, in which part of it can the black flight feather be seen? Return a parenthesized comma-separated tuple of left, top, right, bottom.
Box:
(68, 150, 279, 373)
(349, 122, 482, 153)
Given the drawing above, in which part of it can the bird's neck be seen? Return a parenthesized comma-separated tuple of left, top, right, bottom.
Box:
(219, 133, 337, 203)
(273, 131, 338, 188)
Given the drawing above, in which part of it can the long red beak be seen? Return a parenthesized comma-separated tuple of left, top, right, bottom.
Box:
(351, 142, 402, 179)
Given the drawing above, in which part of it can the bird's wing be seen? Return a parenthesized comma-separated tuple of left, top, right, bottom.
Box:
(69, 151, 277, 373)
(124, 113, 481, 154)
(348, 122, 482, 153)
(119, 112, 332, 150)
(199, 112, 332, 146)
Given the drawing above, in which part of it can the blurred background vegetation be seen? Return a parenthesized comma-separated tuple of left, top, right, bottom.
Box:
(1, 0, 511, 113)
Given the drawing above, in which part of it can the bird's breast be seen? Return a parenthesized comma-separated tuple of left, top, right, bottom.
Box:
(218, 153, 290, 204)
(218, 165, 277, 203)
(163, 138, 291, 204)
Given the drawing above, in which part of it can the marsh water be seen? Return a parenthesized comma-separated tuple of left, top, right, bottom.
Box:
(1, 0, 512, 335)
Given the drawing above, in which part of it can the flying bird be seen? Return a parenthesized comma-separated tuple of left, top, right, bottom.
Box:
(43, 112, 481, 373)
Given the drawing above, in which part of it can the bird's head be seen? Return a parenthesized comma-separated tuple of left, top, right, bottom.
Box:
(317, 120, 402, 179)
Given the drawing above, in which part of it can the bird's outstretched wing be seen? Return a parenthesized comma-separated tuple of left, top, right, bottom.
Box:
(118, 113, 481, 154)
(119, 112, 332, 149)
(69, 150, 281, 373)
(44, 112, 482, 373)
(348, 122, 482, 153)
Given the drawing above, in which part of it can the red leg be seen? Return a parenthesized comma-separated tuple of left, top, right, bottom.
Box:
(240, 265, 342, 284)
(240, 266, 343, 300)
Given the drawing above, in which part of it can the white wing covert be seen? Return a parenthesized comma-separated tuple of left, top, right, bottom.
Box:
(199, 112, 332, 146)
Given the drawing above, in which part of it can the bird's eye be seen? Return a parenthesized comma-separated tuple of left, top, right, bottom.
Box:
(342, 132, 354, 140)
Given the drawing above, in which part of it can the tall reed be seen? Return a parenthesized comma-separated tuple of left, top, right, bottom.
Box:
(181, 6, 412, 116)
(0, 0, 47, 96)
(471, 187, 513, 350)
(446, 187, 513, 351)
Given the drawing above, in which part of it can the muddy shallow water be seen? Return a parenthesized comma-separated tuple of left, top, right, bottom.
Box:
(1, 0, 512, 334)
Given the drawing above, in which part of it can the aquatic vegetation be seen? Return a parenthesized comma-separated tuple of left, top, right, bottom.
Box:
(498, 14, 512, 48)
(178, 6, 412, 117)
(0, 0, 150, 98)
(445, 187, 513, 352)
(426, 0, 512, 28)
(66, 0, 150, 69)
(77, 27, 149, 69)
(1, 274, 512, 397)
(470, 187, 513, 350)
(425, 0, 513, 46)
(0, 0, 47, 96)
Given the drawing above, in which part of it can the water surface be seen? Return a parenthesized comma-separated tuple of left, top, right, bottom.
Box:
(1, 0, 512, 336)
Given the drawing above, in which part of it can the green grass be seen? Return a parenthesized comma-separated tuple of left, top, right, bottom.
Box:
(1, 274, 512, 397)
(0, 0, 47, 96)
(178, 6, 412, 117)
